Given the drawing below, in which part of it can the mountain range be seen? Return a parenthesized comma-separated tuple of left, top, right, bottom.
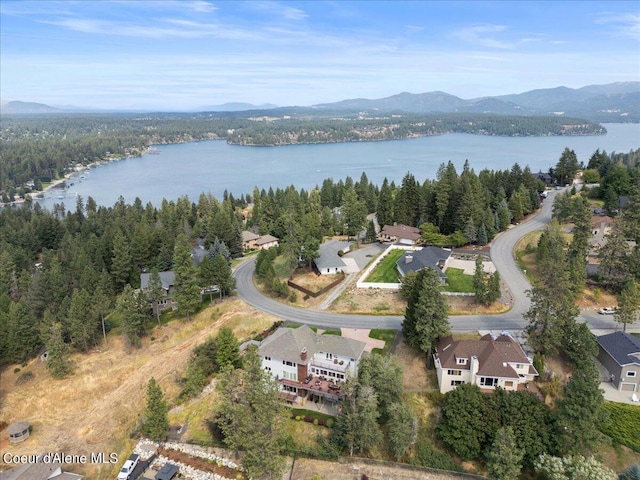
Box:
(2, 82, 638, 122)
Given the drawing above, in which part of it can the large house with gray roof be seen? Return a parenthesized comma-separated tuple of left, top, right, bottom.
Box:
(140, 271, 175, 315)
(433, 333, 538, 394)
(396, 246, 452, 283)
(258, 325, 366, 405)
(378, 223, 421, 245)
(596, 331, 640, 393)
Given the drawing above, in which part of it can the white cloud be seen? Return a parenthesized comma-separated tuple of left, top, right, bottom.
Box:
(595, 13, 640, 40)
(451, 24, 514, 50)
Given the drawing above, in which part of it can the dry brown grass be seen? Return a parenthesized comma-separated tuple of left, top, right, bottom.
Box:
(0, 299, 280, 479)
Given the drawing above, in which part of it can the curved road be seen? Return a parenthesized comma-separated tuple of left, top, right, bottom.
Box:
(235, 188, 623, 332)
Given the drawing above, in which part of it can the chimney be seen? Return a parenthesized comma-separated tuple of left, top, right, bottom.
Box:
(300, 347, 307, 361)
(405, 254, 413, 264)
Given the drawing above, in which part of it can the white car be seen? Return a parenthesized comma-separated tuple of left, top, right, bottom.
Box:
(117, 454, 140, 480)
(599, 307, 616, 315)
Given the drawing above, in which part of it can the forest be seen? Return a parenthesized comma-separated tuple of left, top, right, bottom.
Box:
(0, 111, 606, 201)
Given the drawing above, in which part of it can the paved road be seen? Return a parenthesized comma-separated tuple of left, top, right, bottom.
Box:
(235, 189, 627, 333)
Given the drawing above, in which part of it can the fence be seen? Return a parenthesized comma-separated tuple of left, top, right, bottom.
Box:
(288, 272, 346, 298)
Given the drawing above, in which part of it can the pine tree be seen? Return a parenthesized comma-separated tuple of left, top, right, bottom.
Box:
(215, 327, 240, 370)
(486, 426, 524, 480)
(110, 230, 132, 291)
(377, 177, 394, 227)
(615, 280, 640, 332)
(402, 268, 450, 364)
(43, 315, 73, 378)
(172, 234, 201, 320)
(142, 377, 169, 442)
(473, 255, 488, 304)
(146, 268, 165, 325)
(387, 402, 417, 461)
(117, 284, 147, 351)
(215, 347, 285, 479)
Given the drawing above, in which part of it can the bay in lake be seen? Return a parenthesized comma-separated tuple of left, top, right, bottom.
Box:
(39, 123, 640, 210)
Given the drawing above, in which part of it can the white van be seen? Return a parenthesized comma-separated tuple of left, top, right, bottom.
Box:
(117, 454, 140, 480)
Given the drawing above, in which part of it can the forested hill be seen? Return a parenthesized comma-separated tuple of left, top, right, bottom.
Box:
(0, 112, 605, 199)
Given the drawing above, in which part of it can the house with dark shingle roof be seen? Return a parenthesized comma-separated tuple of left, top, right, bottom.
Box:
(433, 333, 538, 394)
(596, 331, 640, 393)
(140, 271, 175, 314)
(258, 325, 366, 404)
(396, 246, 452, 283)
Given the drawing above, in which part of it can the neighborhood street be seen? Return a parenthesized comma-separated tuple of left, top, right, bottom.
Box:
(234, 188, 629, 333)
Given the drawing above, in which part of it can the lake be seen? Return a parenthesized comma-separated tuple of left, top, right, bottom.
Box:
(38, 123, 640, 210)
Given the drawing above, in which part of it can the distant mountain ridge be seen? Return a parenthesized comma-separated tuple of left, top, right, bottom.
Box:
(313, 82, 640, 122)
(3, 82, 638, 121)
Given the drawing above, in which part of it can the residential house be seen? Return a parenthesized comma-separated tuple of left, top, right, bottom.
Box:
(378, 223, 421, 246)
(255, 234, 279, 250)
(140, 271, 175, 314)
(0, 456, 83, 480)
(433, 333, 538, 394)
(596, 331, 640, 393)
(241, 231, 279, 251)
(532, 170, 554, 186)
(241, 231, 260, 251)
(396, 246, 452, 284)
(258, 325, 366, 405)
(313, 240, 351, 275)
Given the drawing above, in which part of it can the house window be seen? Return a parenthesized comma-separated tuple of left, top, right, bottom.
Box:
(282, 371, 297, 381)
(480, 377, 497, 387)
(627, 371, 637, 378)
(264, 356, 271, 361)
(450, 380, 463, 386)
(283, 361, 295, 367)
(447, 369, 462, 376)
(504, 381, 514, 388)
(326, 353, 333, 360)
(456, 358, 467, 365)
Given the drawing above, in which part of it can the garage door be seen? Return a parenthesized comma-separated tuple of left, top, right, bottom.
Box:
(620, 382, 637, 392)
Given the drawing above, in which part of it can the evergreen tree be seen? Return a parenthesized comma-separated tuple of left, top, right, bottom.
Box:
(110, 230, 132, 291)
(43, 316, 73, 378)
(211, 254, 235, 299)
(556, 361, 608, 455)
(357, 353, 403, 421)
(615, 280, 640, 332)
(486, 426, 524, 480)
(402, 268, 450, 364)
(341, 186, 367, 241)
(377, 177, 394, 227)
(172, 234, 201, 320)
(215, 347, 285, 479)
(67, 288, 96, 352)
(215, 327, 240, 370)
(117, 284, 147, 351)
(473, 255, 488, 304)
(142, 377, 169, 442)
(387, 402, 417, 461)
(92, 286, 112, 345)
(146, 268, 165, 325)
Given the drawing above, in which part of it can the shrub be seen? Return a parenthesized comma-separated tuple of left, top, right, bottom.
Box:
(296, 416, 302, 421)
(13, 367, 20, 374)
(313, 418, 319, 426)
(326, 418, 334, 428)
(15, 371, 34, 385)
(601, 403, 640, 452)
(289, 290, 297, 303)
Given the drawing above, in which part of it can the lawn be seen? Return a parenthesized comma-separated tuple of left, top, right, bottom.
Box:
(365, 248, 405, 283)
(369, 329, 398, 355)
(441, 268, 474, 293)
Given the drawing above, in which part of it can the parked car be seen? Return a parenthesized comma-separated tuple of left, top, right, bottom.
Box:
(599, 306, 617, 315)
(117, 454, 140, 480)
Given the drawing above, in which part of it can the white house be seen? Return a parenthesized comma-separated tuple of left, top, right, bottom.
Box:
(258, 325, 366, 405)
(433, 333, 538, 394)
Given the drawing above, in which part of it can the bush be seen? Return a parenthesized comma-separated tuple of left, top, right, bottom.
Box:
(601, 402, 640, 452)
(313, 418, 319, 426)
(15, 371, 34, 385)
(289, 290, 298, 303)
(326, 418, 334, 428)
(13, 367, 20, 373)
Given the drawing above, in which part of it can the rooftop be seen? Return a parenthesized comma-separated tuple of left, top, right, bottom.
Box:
(597, 331, 640, 367)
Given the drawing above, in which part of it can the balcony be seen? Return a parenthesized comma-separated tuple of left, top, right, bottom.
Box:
(311, 356, 350, 373)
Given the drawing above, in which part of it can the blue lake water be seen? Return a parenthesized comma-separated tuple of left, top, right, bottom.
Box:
(38, 123, 640, 210)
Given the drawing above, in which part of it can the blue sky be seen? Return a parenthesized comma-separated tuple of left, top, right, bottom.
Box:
(1, 1, 639, 110)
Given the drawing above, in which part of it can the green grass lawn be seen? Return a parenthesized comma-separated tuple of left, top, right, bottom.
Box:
(365, 249, 405, 283)
(369, 329, 398, 355)
(441, 268, 474, 292)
